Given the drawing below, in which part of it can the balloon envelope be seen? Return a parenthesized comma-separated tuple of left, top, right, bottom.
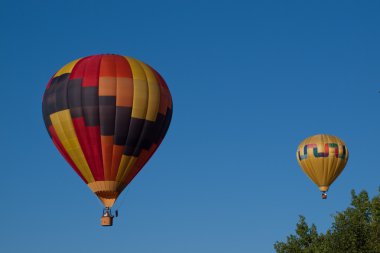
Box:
(42, 54, 173, 207)
(296, 134, 348, 193)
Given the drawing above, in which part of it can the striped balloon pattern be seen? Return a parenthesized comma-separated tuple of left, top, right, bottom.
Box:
(42, 54, 173, 207)
(298, 143, 347, 160)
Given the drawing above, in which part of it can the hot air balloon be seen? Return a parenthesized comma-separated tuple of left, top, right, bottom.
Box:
(296, 134, 348, 199)
(42, 54, 172, 226)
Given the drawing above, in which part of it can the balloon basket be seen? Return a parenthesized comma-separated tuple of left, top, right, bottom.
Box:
(322, 192, 327, 199)
(101, 216, 113, 226)
(101, 207, 114, 226)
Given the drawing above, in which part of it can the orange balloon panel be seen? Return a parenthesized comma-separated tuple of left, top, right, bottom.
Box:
(296, 134, 348, 192)
(42, 54, 173, 207)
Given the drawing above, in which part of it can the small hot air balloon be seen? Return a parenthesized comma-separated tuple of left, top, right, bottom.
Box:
(42, 54, 172, 226)
(296, 134, 348, 199)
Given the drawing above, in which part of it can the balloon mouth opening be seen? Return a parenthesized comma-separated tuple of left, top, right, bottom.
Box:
(96, 191, 119, 207)
(318, 186, 329, 192)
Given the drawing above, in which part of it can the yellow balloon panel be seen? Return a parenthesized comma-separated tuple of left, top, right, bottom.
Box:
(296, 134, 348, 191)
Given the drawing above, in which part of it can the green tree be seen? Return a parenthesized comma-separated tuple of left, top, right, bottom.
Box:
(274, 188, 380, 253)
(274, 215, 326, 253)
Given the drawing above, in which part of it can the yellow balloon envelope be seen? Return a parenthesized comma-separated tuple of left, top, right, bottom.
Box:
(296, 134, 349, 199)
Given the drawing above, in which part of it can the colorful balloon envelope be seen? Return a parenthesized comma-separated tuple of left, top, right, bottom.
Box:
(42, 54, 172, 225)
(296, 134, 348, 199)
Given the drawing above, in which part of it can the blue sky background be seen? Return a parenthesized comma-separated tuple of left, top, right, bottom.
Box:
(1, 0, 380, 252)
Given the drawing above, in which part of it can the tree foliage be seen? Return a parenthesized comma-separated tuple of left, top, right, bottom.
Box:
(274, 188, 380, 253)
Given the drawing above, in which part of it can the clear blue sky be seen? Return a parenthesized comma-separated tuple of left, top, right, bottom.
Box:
(1, 0, 380, 252)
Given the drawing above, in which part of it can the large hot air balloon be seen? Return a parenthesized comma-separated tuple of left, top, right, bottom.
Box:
(296, 134, 348, 199)
(42, 54, 172, 226)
